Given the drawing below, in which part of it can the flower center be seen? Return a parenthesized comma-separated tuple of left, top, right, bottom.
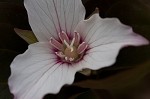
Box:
(50, 31, 88, 63)
(64, 46, 78, 61)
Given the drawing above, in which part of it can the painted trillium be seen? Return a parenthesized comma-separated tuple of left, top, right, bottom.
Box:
(8, 0, 149, 99)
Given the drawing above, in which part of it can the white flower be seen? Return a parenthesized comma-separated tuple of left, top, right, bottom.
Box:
(8, 0, 149, 99)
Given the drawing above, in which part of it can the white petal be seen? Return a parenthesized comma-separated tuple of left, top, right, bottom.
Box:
(8, 42, 77, 99)
(75, 14, 149, 70)
(24, 0, 85, 41)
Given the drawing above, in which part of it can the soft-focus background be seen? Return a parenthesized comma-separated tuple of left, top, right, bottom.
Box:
(0, 0, 150, 99)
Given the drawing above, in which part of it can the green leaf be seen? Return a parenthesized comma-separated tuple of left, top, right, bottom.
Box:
(79, 69, 91, 76)
(14, 28, 38, 44)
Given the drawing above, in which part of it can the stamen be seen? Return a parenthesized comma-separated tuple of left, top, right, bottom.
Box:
(55, 52, 65, 58)
(70, 38, 75, 52)
(59, 31, 69, 44)
(64, 40, 70, 48)
(69, 58, 74, 61)
(74, 32, 80, 46)
(77, 42, 88, 54)
(64, 39, 74, 52)
(50, 31, 87, 63)
(50, 37, 63, 50)
(70, 37, 75, 47)
(70, 47, 74, 52)
(65, 57, 68, 61)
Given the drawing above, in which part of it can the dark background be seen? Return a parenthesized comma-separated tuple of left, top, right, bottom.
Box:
(0, 0, 150, 99)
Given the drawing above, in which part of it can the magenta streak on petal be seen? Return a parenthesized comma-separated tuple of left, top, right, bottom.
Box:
(49, 37, 63, 50)
(77, 42, 88, 54)
(59, 31, 70, 44)
(74, 32, 80, 46)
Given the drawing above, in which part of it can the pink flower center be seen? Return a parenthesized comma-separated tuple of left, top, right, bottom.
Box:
(50, 31, 88, 63)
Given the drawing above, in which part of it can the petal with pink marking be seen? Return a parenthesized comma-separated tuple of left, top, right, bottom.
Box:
(75, 14, 149, 70)
(24, 0, 85, 41)
(8, 42, 77, 99)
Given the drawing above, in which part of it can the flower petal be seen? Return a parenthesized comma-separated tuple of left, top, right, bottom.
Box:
(8, 42, 77, 99)
(75, 14, 149, 70)
(24, 0, 85, 41)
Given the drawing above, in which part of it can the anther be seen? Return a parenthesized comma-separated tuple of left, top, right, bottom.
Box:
(65, 57, 68, 61)
(55, 52, 65, 58)
(69, 58, 74, 61)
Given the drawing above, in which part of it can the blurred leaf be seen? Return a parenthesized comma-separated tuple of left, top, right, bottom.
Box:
(105, 0, 150, 26)
(72, 89, 114, 99)
(74, 61, 150, 94)
(0, 83, 13, 99)
(74, 90, 97, 99)
(0, 0, 22, 3)
(82, 0, 96, 18)
(14, 28, 38, 44)
(79, 69, 91, 76)
(0, 49, 18, 83)
(0, 2, 29, 28)
(133, 25, 150, 40)
(44, 86, 88, 99)
(0, 2, 29, 52)
(115, 72, 150, 99)
(0, 23, 28, 52)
